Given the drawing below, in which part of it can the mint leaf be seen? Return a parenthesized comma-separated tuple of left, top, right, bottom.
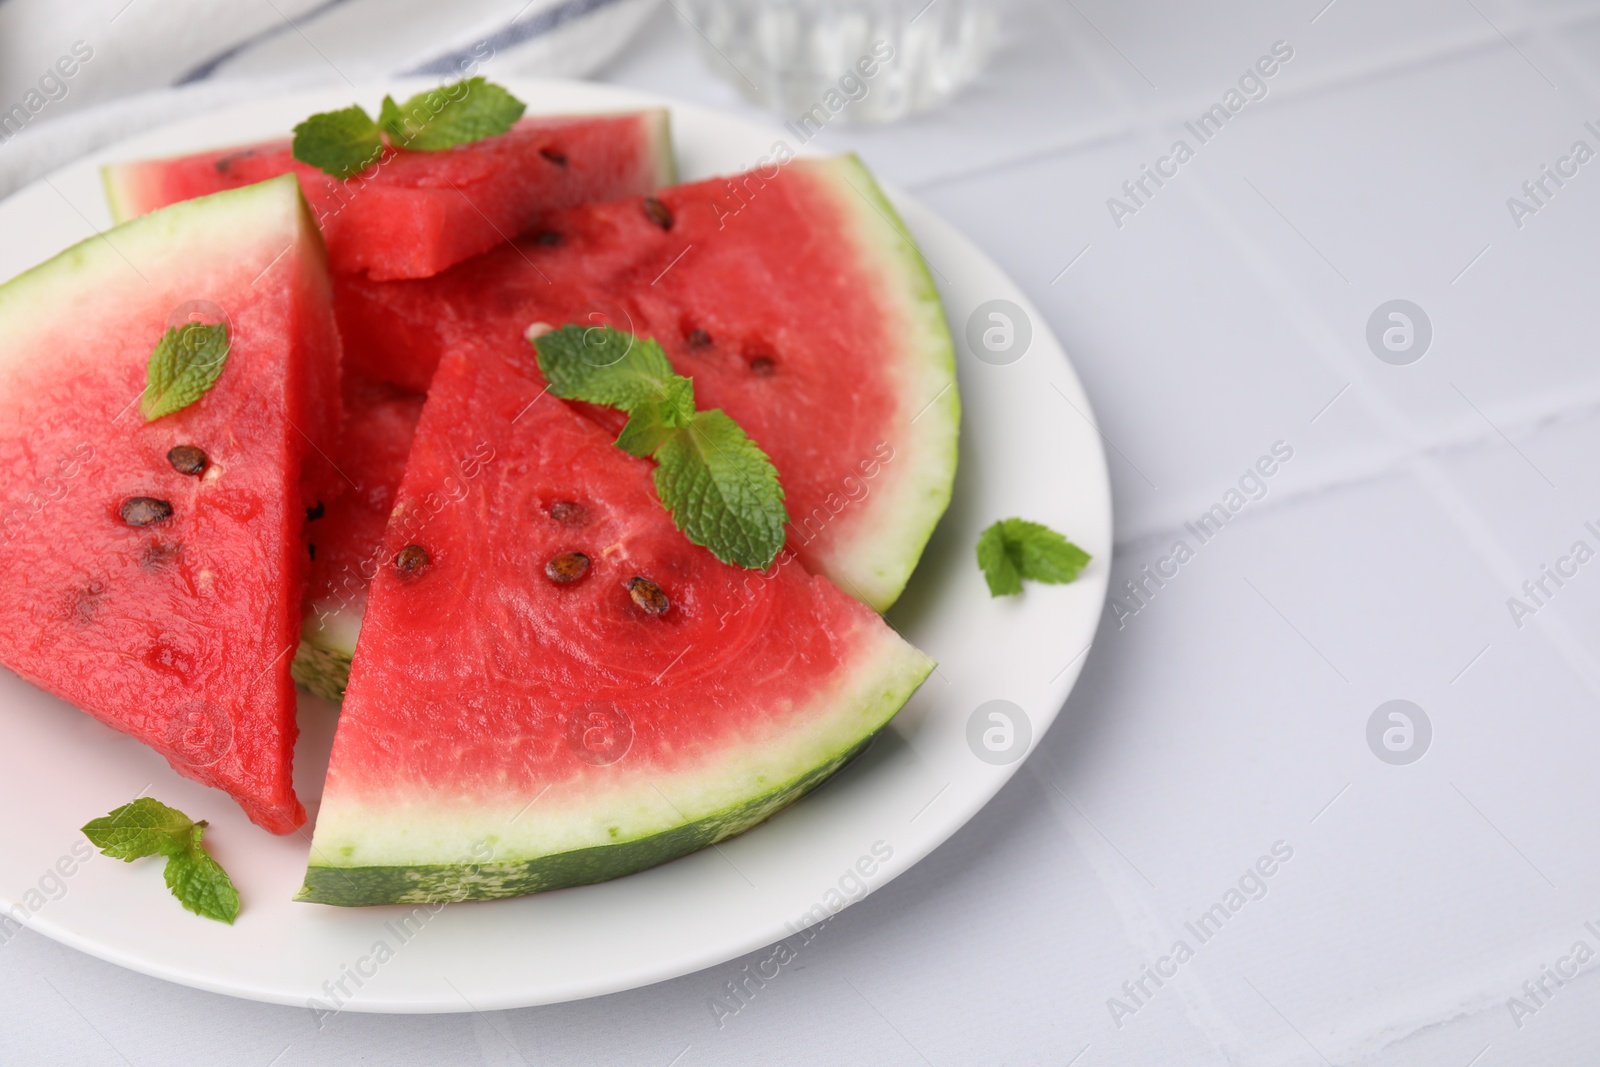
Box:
(291, 104, 384, 180)
(81, 798, 193, 861)
(975, 527, 1022, 596)
(82, 799, 240, 924)
(141, 322, 230, 422)
(377, 94, 404, 141)
(162, 824, 240, 924)
(977, 519, 1091, 597)
(655, 410, 788, 570)
(616, 376, 696, 458)
(293, 81, 525, 177)
(534, 325, 677, 412)
(382, 78, 525, 151)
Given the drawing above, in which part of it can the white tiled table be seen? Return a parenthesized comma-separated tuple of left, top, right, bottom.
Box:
(9, 1, 1600, 1063)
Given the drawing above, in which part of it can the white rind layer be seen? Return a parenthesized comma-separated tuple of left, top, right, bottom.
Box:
(800, 155, 959, 612)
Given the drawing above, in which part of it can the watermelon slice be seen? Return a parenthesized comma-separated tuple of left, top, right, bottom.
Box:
(291, 374, 423, 701)
(0, 175, 341, 834)
(103, 110, 674, 280)
(334, 154, 958, 611)
(297, 346, 933, 905)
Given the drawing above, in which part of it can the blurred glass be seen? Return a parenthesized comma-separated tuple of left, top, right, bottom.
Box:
(677, 0, 1002, 125)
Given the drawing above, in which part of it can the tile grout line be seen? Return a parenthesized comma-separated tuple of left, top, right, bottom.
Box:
(1171, 148, 1600, 701)
(904, 8, 1593, 196)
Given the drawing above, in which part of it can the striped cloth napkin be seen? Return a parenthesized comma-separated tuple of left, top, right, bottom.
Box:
(0, 0, 661, 197)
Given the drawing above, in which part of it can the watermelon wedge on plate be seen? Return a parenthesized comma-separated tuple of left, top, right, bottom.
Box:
(298, 346, 934, 905)
(0, 174, 341, 834)
(102, 110, 674, 280)
(335, 153, 959, 612)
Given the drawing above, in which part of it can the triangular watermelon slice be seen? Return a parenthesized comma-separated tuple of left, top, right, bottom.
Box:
(298, 345, 933, 905)
(0, 175, 341, 834)
(334, 154, 958, 611)
(103, 110, 674, 280)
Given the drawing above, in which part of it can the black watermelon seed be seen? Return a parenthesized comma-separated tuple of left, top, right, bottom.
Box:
(167, 445, 208, 476)
(549, 500, 587, 525)
(686, 329, 712, 349)
(643, 197, 673, 230)
(120, 497, 173, 527)
(395, 544, 430, 575)
(534, 230, 562, 247)
(305, 499, 325, 522)
(540, 147, 567, 166)
(545, 551, 591, 584)
(748, 356, 776, 376)
(627, 576, 669, 616)
(308, 543, 317, 560)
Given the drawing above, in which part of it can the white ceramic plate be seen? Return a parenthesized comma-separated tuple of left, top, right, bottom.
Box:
(0, 79, 1110, 1012)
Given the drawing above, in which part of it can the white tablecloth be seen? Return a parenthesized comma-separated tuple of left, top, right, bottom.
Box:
(7, 1, 1600, 1063)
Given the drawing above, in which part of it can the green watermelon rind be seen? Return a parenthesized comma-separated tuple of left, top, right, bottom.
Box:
(291, 595, 365, 701)
(297, 734, 873, 906)
(806, 155, 959, 613)
(289, 632, 352, 703)
(296, 634, 932, 905)
(100, 163, 139, 226)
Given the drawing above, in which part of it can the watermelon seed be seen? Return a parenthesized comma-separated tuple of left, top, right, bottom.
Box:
(748, 356, 775, 376)
(548, 500, 588, 525)
(308, 543, 317, 560)
(534, 230, 563, 247)
(395, 544, 431, 575)
(540, 147, 567, 166)
(627, 576, 669, 616)
(686, 329, 712, 349)
(643, 197, 673, 230)
(545, 551, 591, 584)
(305, 499, 325, 522)
(120, 497, 173, 527)
(167, 445, 209, 476)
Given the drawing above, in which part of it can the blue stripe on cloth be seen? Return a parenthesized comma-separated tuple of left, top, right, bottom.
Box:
(173, 0, 361, 85)
(403, 0, 635, 76)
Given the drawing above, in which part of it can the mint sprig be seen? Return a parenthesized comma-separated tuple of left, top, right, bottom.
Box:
(290, 104, 385, 181)
(82, 798, 241, 924)
(532, 325, 789, 570)
(977, 518, 1091, 597)
(142, 322, 230, 422)
(292, 78, 526, 179)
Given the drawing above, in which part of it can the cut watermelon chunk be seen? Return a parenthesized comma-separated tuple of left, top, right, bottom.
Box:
(0, 175, 341, 834)
(103, 111, 674, 280)
(291, 374, 423, 702)
(298, 346, 932, 905)
(335, 154, 958, 610)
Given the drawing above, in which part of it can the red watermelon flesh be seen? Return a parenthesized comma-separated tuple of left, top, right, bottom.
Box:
(333, 154, 958, 610)
(0, 175, 341, 834)
(298, 343, 932, 905)
(291, 374, 424, 701)
(104, 111, 674, 280)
